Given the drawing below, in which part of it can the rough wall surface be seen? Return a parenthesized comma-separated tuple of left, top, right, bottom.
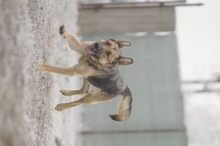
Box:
(0, 0, 82, 146)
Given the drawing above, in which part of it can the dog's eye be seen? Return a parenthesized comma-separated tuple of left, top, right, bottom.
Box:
(105, 41, 111, 46)
(105, 51, 111, 57)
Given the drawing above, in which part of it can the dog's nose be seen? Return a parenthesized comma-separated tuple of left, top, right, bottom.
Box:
(93, 42, 101, 50)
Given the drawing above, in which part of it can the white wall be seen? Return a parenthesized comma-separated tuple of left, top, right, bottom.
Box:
(177, 1, 220, 146)
(177, 0, 220, 80)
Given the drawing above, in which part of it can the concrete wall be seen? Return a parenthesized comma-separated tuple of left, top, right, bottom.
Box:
(78, 7, 175, 35)
(0, 0, 82, 146)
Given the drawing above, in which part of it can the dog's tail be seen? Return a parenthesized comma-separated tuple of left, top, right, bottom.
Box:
(110, 86, 132, 121)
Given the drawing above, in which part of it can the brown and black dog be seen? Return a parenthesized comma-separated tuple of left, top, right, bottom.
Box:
(39, 25, 133, 121)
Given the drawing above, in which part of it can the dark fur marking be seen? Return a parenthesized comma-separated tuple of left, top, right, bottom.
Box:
(87, 68, 126, 96)
(106, 41, 111, 46)
(111, 57, 119, 65)
(105, 51, 111, 57)
(110, 39, 116, 43)
(87, 60, 99, 71)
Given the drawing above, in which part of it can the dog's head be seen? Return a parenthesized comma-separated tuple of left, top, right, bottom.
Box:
(85, 39, 133, 67)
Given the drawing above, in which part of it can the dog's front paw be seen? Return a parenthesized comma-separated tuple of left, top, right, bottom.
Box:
(59, 25, 66, 36)
(38, 64, 47, 71)
(60, 90, 69, 96)
(55, 103, 67, 111)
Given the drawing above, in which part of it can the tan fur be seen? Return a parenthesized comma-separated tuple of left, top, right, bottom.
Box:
(60, 78, 90, 96)
(110, 94, 131, 121)
(38, 25, 133, 121)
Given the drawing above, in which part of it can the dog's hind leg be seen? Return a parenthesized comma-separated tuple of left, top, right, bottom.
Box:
(55, 89, 114, 111)
(60, 78, 91, 96)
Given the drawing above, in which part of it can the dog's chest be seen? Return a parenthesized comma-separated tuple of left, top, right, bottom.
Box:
(87, 76, 115, 90)
(87, 73, 125, 96)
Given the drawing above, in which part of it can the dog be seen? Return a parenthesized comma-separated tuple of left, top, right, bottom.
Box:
(38, 25, 133, 121)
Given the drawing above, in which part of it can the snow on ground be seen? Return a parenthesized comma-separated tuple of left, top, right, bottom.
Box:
(0, 0, 82, 146)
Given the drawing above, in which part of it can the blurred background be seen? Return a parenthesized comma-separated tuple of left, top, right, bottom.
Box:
(1, 0, 220, 146)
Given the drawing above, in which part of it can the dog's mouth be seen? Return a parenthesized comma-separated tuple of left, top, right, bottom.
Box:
(85, 45, 95, 55)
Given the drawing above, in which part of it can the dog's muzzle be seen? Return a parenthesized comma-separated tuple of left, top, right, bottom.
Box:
(92, 42, 101, 51)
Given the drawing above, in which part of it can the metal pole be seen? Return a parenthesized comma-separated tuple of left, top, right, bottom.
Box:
(81, 129, 185, 135)
(80, 2, 203, 10)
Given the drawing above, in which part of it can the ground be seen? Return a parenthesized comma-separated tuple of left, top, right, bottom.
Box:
(0, 1, 82, 146)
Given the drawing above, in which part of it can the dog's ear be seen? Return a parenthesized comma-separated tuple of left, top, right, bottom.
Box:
(110, 39, 131, 49)
(118, 57, 133, 65)
(117, 41, 131, 49)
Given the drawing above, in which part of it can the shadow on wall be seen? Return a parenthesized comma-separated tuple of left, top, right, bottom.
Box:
(0, 1, 82, 146)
